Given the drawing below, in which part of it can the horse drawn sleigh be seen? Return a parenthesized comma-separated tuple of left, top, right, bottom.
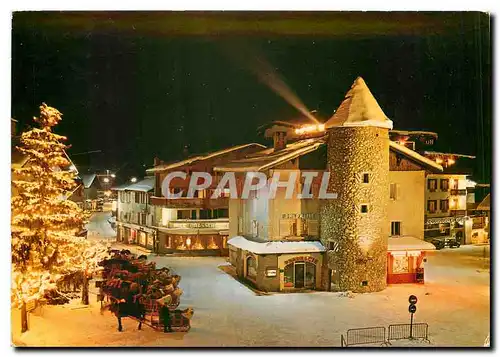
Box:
(98, 249, 193, 333)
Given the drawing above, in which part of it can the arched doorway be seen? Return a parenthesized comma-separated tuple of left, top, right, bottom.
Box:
(246, 255, 257, 281)
(284, 261, 316, 289)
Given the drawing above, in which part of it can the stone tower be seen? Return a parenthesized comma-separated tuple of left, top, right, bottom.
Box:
(320, 77, 393, 293)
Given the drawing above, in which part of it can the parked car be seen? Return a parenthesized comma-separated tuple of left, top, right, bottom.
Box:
(430, 237, 460, 250)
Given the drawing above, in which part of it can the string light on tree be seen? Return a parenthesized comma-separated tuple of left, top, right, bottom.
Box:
(11, 103, 110, 330)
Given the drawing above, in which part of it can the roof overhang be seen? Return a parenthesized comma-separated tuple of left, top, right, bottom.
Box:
(146, 143, 267, 174)
(228, 236, 326, 254)
(390, 141, 443, 172)
(388, 236, 436, 252)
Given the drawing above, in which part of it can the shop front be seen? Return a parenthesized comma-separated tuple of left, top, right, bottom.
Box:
(157, 230, 229, 255)
(156, 219, 229, 256)
(116, 222, 156, 250)
(387, 236, 436, 284)
(228, 236, 325, 292)
(280, 255, 320, 290)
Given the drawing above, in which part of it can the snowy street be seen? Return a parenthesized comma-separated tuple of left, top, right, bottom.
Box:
(13, 238, 490, 347)
(85, 211, 116, 240)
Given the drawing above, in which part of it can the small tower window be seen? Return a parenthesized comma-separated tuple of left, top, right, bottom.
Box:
(362, 173, 370, 184)
(360, 204, 369, 214)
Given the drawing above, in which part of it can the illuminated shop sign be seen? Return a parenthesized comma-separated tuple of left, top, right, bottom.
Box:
(169, 221, 229, 229)
(284, 256, 318, 265)
(281, 213, 319, 220)
(265, 269, 277, 277)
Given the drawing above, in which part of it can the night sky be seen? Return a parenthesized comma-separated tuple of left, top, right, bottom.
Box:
(11, 12, 491, 183)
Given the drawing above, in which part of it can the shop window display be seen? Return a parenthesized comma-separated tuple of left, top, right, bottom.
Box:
(305, 262, 316, 288)
(393, 255, 409, 273)
(284, 264, 294, 288)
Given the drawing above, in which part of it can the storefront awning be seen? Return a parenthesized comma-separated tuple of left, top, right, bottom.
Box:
(388, 236, 436, 252)
(228, 236, 326, 254)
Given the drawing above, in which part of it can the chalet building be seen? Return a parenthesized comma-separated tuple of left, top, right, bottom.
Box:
(114, 177, 156, 250)
(145, 144, 265, 255)
(223, 77, 438, 293)
(389, 129, 438, 151)
(420, 151, 478, 245)
(473, 193, 490, 244)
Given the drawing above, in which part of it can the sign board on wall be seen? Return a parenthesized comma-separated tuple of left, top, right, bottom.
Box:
(284, 256, 318, 266)
(266, 269, 277, 277)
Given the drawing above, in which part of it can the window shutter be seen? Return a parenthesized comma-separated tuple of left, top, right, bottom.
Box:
(396, 183, 401, 200)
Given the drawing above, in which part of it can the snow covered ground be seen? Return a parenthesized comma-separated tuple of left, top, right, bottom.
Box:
(12, 244, 490, 347)
(85, 211, 116, 240)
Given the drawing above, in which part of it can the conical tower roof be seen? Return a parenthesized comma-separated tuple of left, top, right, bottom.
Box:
(325, 77, 393, 130)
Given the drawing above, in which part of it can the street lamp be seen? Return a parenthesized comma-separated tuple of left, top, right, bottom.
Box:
(130, 177, 137, 183)
(103, 177, 110, 183)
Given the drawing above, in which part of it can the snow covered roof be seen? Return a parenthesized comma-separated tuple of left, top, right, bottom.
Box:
(423, 151, 476, 159)
(114, 177, 155, 192)
(112, 183, 131, 191)
(214, 137, 326, 172)
(388, 236, 436, 252)
(325, 77, 393, 130)
(81, 174, 97, 189)
(390, 141, 443, 172)
(228, 236, 326, 254)
(390, 130, 438, 139)
(476, 194, 490, 211)
(146, 143, 267, 173)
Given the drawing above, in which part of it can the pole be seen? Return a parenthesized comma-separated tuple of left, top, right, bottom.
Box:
(81, 271, 89, 305)
(21, 301, 28, 333)
(410, 312, 414, 339)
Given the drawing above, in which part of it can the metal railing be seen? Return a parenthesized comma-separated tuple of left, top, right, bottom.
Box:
(341, 323, 430, 347)
(342, 326, 388, 347)
(388, 323, 429, 341)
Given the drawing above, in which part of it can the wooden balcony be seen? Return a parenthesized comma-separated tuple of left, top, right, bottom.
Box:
(472, 216, 487, 229)
(450, 189, 467, 196)
(150, 196, 229, 209)
(449, 209, 467, 217)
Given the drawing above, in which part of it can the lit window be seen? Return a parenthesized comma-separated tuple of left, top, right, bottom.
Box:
(427, 200, 437, 213)
(440, 179, 449, 191)
(390, 183, 400, 200)
(391, 221, 401, 236)
(362, 173, 370, 184)
(428, 179, 437, 191)
(252, 220, 259, 237)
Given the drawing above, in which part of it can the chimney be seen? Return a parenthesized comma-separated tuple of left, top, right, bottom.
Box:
(273, 130, 287, 152)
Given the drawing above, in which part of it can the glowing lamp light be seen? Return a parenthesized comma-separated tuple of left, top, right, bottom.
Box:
(294, 123, 326, 135)
(104, 190, 112, 197)
(130, 177, 138, 183)
(435, 158, 443, 164)
(111, 174, 116, 178)
(103, 177, 110, 183)
(448, 158, 456, 165)
(186, 237, 192, 247)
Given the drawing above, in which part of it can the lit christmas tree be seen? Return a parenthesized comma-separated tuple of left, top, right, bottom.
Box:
(11, 103, 108, 331)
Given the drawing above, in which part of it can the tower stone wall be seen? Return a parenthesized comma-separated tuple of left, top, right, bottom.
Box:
(320, 126, 389, 292)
